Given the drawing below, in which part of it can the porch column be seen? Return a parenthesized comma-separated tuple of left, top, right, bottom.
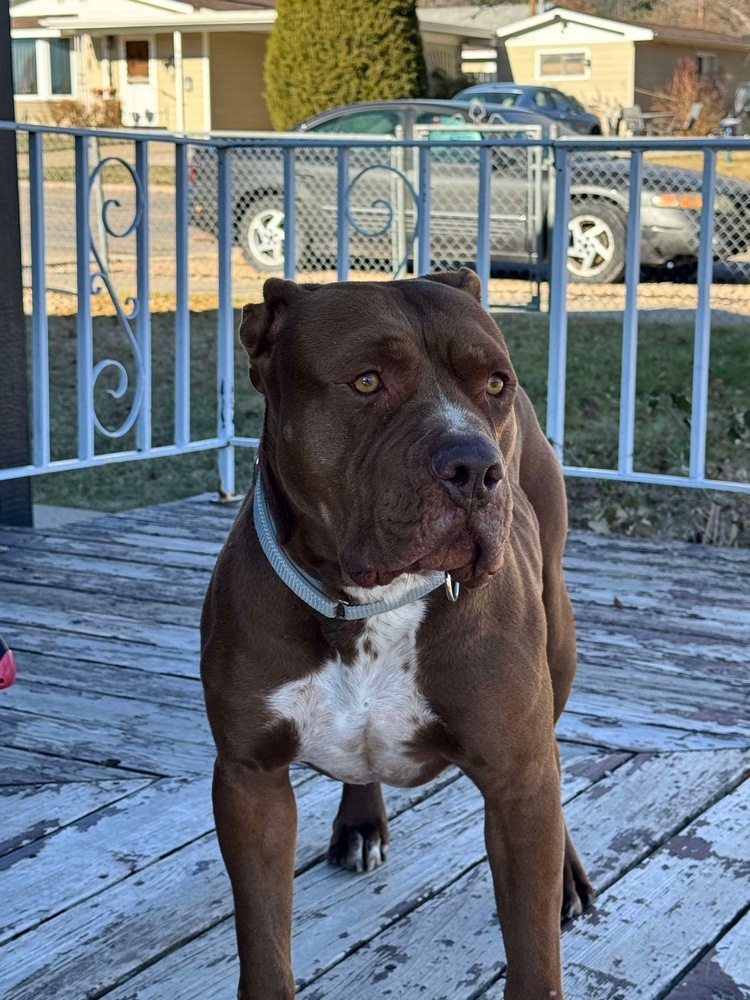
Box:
(173, 29, 185, 132)
(102, 34, 112, 91)
(0, 0, 33, 525)
(201, 30, 212, 132)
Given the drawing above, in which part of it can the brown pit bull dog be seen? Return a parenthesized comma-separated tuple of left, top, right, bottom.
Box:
(200, 268, 594, 1000)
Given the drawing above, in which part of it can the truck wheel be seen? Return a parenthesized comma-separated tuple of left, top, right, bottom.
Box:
(238, 197, 286, 271)
(567, 201, 625, 284)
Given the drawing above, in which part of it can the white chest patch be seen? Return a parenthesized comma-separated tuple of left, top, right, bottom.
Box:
(266, 578, 437, 786)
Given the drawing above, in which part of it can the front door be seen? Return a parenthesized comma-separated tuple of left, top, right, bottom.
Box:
(119, 38, 159, 127)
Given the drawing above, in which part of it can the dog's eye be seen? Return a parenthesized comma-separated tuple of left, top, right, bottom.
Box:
(353, 372, 382, 395)
(486, 374, 505, 396)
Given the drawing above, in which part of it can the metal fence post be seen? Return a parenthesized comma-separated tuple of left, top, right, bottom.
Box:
(174, 141, 190, 449)
(75, 133, 94, 463)
(531, 142, 546, 309)
(689, 149, 717, 482)
(546, 145, 570, 460)
(618, 148, 642, 476)
(390, 126, 407, 278)
(135, 140, 151, 452)
(0, 4, 32, 525)
(476, 145, 491, 310)
(337, 147, 350, 282)
(416, 145, 431, 276)
(217, 145, 235, 498)
(90, 134, 109, 272)
(29, 131, 50, 469)
(283, 147, 296, 280)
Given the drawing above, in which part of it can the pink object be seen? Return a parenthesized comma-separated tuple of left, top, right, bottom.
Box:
(0, 636, 16, 689)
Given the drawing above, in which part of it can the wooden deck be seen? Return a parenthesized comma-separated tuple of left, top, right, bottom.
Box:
(1, 495, 749, 1000)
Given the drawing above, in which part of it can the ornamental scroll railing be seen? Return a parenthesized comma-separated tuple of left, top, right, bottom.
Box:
(1, 122, 750, 501)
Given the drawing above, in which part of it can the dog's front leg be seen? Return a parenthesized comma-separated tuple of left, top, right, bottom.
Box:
(479, 758, 565, 1000)
(213, 759, 297, 1000)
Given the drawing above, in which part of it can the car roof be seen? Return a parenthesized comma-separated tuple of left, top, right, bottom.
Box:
(462, 84, 573, 98)
(301, 98, 482, 117)
(296, 98, 554, 128)
(462, 84, 527, 92)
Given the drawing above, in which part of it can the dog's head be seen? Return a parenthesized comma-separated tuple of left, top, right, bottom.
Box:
(240, 270, 518, 589)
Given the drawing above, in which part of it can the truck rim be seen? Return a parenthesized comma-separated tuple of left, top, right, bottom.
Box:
(567, 213, 615, 279)
(248, 208, 285, 267)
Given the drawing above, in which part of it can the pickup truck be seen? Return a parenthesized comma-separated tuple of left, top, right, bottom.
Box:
(189, 99, 750, 284)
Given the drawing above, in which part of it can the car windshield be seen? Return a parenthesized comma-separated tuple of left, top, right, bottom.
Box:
(303, 118, 339, 132)
(300, 109, 403, 134)
(331, 109, 402, 134)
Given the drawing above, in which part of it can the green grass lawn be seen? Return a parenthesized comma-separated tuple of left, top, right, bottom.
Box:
(500, 312, 750, 544)
(32, 308, 750, 544)
(644, 150, 750, 185)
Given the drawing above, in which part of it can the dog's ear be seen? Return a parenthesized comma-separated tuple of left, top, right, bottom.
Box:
(419, 267, 482, 303)
(239, 278, 318, 393)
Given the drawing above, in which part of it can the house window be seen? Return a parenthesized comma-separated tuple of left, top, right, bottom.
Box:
(126, 41, 150, 84)
(12, 37, 74, 98)
(49, 39, 72, 95)
(538, 50, 590, 80)
(696, 53, 718, 77)
(11, 39, 38, 95)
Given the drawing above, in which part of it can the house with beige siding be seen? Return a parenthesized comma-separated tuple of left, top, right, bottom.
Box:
(9, 0, 523, 132)
(496, 8, 750, 130)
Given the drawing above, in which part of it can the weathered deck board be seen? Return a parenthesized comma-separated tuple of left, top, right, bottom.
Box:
(0, 524, 220, 567)
(51, 755, 616, 1000)
(0, 777, 214, 944)
(0, 599, 200, 651)
(0, 704, 214, 776)
(561, 777, 750, 999)
(0, 745, 135, 784)
(0, 771, 460, 1000)
(0, 496, 748, 1000)
(13, 651, 203, 708)
(6, 676, 207, 740)
(664, 909, 750, 998)
(0, 580, 203, 625)
(293, 750, 750, 1000)
(0, 559, 206, 606)
(0, 623, 200, 677)
(0, 778, 151, 857)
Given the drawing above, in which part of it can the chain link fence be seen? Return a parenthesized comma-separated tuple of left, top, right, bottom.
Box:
(561, 147, 750, 322)
(15, 131, 750, 322)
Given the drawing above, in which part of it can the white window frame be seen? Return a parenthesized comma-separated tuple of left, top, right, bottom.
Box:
(536, 48, 591, 82)
(119, 35, 158, 89)
(696, 52, 718, 77)
(12, 33, 76, 101)
(118, 35, 160, 127)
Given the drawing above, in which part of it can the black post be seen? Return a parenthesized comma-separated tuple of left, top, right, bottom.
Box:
(0, 0, 33, 526)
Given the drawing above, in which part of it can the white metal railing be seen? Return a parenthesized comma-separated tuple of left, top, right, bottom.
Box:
(2, 121, 750, 497)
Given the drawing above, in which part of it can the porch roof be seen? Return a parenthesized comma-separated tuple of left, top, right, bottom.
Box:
(11, 0, 516, 41)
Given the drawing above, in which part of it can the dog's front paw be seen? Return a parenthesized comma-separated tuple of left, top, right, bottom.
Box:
(328, 820, 389, 873)
(561, 850, 595, 921)
(327, 783, 390, 873)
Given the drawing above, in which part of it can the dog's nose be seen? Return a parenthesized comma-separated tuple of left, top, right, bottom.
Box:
(431, 437, 504, 507)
